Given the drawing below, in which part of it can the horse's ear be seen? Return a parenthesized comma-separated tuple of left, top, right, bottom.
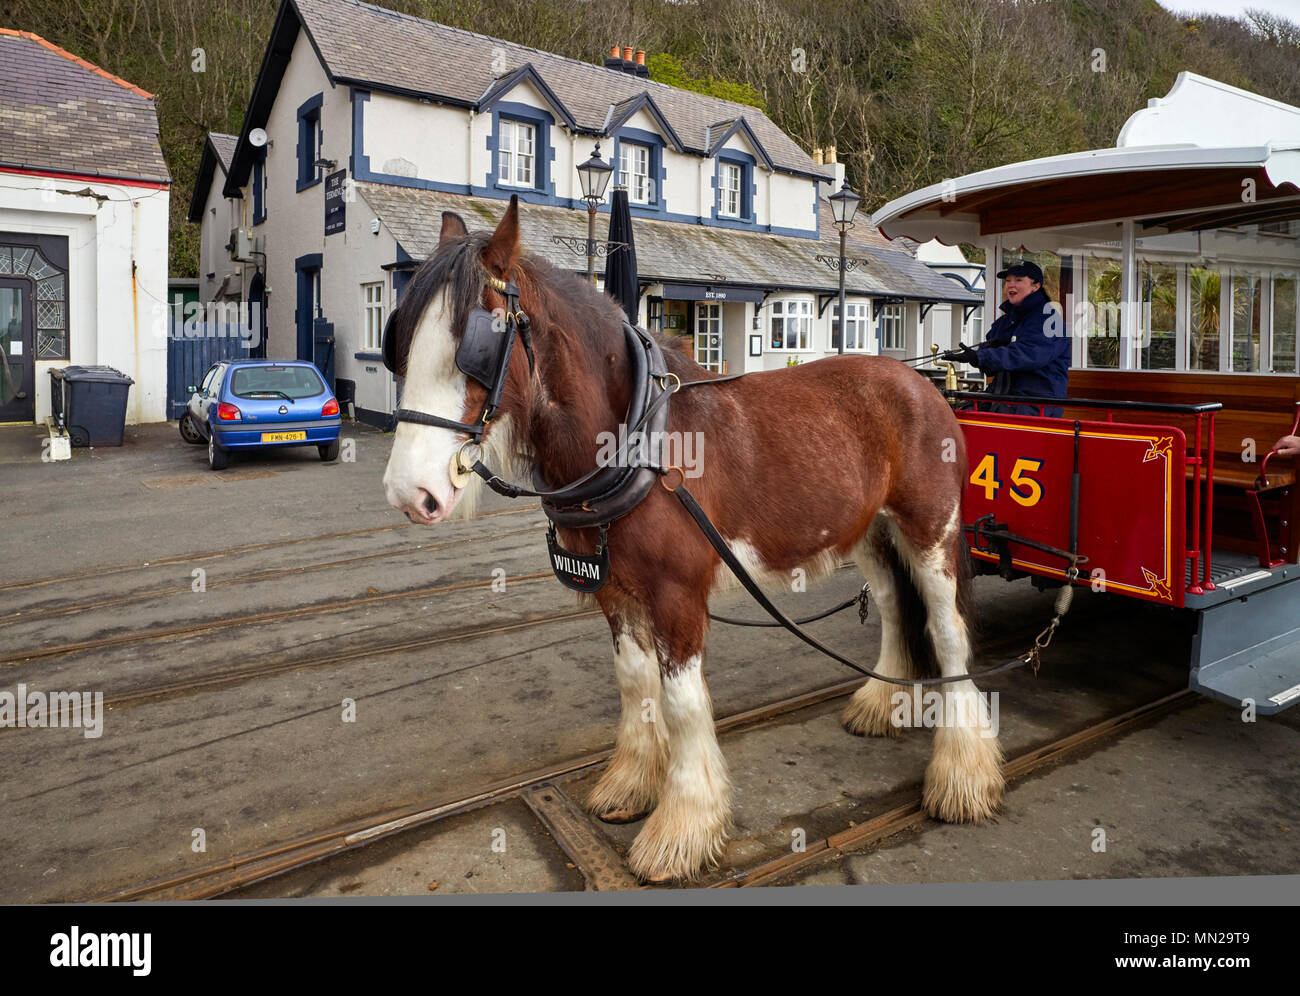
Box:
(438, 211, 468, 249)
(482, 194, 520, 277)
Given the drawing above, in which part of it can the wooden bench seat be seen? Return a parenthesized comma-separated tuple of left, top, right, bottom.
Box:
(1067, 371, 1300, 564)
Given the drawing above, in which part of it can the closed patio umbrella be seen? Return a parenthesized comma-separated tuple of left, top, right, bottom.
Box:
(603, 187, 639, 325)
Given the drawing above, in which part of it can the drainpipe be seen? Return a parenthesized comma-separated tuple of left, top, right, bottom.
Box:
(131, 198, 140, 423)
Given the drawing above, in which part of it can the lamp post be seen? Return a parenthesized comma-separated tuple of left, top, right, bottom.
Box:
(828, 181, 861, 354)
(576, 142, 615, 283)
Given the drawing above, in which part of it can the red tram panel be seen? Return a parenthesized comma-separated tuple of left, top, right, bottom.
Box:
(958, 412, 1187, 607)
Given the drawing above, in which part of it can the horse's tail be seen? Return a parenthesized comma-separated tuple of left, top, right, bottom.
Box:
(881, 525, 976, 681)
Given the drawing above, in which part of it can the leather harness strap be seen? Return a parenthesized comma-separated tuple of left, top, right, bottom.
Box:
(667, 481, 1043, 687)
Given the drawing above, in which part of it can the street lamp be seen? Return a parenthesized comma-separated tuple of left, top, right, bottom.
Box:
(830, 181, 860, 355)
(576, 143, 615, 282)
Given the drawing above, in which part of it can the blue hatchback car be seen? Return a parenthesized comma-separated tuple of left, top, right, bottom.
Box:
(179, 360, 342, 470)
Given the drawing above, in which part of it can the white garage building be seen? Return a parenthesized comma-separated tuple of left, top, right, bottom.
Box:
(0, 29, 171, 425)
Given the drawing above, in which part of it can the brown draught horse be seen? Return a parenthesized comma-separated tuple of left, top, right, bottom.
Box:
(381, 198, 1003, 883)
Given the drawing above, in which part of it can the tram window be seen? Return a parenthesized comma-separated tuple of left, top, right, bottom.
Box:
(1231, 272, 1263, 372)
(1085, 255, 1120, 369)
(1138, 261, 1176, 370)
(1273, 277, 1297, 373)
(1189, 265, 1222, 371)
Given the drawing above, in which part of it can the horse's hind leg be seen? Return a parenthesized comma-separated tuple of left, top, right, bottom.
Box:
(587, 604, 669, 824)
(842, 519, 915, 737)
(896, 511, 1005, 822)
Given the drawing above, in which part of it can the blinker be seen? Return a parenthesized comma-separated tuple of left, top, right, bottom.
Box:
(456, 308, 507, 388)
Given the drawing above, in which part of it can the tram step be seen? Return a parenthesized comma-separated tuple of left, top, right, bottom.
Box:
(1190, 574, 1300, 715)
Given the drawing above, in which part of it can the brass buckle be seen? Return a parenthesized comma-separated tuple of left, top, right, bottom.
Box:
(660, 466, 685, 491)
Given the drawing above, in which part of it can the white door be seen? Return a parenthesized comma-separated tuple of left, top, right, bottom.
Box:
(695, 302, 722, 372)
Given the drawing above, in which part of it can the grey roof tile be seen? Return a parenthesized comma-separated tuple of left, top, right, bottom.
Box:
(356, 182, 978, 302)
(0, 33, 168, 183)
(294, 0, 831, 179)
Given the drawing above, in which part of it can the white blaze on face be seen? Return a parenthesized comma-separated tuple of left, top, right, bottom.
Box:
(382, 286, 471, 524)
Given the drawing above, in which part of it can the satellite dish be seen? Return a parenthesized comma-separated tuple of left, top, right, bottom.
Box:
(249, 128, 268, 148)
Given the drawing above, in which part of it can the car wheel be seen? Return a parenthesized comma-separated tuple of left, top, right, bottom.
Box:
(208, 432, 229, 470)
(178, 412, 204, 445)
(318, 438, 341, 462)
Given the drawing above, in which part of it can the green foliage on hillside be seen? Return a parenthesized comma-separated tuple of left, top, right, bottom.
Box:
(646, 53, 766, 111)
(6, 0, 1298, 277)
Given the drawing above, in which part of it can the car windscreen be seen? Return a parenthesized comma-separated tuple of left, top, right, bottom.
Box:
(230, 366, 326, 400)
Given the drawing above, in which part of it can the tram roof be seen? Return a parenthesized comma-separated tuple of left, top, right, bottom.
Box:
(872, 73, 1300, 251)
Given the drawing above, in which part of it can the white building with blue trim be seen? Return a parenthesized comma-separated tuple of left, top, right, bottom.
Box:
(194, 0, 977, 425)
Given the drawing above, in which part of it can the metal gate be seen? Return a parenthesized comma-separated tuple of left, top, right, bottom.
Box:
(166, 321, 250, 419)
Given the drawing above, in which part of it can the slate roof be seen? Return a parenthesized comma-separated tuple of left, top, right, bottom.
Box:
(357, 182, 979, 303)
(208, 133, 237, 172)
(0, 30, 169, 184)
(187, 132, 238, 222)
(297, 0, 826, 177)
(227, 0, 831, 192)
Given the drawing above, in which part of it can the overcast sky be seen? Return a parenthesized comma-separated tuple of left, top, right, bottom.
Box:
(1157, 0, 1300, 19)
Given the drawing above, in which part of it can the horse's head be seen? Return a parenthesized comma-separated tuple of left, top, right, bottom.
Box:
(382, 196, 527, 524)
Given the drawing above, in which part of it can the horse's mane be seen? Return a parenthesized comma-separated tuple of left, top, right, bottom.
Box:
(388, 229, 645, 377)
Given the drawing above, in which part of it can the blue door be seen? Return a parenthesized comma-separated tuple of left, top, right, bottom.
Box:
(295, 254, 322, 363)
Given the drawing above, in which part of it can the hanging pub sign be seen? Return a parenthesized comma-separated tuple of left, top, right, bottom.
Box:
(325, 171, 347, 236)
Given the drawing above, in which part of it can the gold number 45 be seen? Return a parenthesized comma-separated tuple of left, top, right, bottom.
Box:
(970, 454, 1043, 507)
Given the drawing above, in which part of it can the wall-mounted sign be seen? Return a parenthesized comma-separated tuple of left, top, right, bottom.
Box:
(749, 334, 763, 357)
(661, 282, 766, 304)
(325, 171, 347, 236)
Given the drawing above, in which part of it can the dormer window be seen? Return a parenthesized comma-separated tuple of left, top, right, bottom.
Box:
(719, 162, 742, 218)
(619, 142, 651, 204)
(498, 120, 536, 187)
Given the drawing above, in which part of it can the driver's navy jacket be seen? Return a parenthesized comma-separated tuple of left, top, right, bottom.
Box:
(973, 287, 1070, 418)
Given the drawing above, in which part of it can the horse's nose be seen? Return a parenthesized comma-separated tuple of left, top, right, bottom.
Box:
(420, 490, 439, 517)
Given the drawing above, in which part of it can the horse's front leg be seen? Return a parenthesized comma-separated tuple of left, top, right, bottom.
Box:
(627, 589, 732, 883)
(587, 603, 669, 824)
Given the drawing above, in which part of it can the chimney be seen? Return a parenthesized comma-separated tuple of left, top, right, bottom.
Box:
(812, 147, 824, 166)
(825, 144, 838, 164)
(604, 44, 623, 71)
(819, 160, 847, 202)
(622, 46, 634, 61)
(635, 49, 648, 77)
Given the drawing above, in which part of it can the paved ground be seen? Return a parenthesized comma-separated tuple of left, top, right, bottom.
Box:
(1, 419, 1297, 900)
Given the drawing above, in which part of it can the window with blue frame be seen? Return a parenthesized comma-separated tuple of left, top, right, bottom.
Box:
(252, 146, 267, 224)
(619, 142, 652, 204)
(486, 104, 555, 199)
(297, 94, 323, 192)
(715, 153, 754, 223)
(497, 119, 536, 188)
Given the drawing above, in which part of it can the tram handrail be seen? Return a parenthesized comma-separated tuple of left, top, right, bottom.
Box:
(943, 390, 1224, 415)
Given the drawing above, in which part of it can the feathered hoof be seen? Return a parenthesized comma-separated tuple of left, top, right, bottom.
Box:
(840, 692, 905, 738)
(626, 803, 729, 885)
(921, 733, 1005, 823)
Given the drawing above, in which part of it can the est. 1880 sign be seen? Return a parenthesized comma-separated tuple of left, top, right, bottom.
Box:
(325, 171, 347, 236)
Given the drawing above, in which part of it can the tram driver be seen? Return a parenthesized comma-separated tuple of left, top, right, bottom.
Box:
(951, 261, 1070, 418)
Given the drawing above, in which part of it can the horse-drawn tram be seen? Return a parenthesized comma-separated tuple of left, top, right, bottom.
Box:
(371, 71, 1300, 885)
(873, 72, 1300, 717)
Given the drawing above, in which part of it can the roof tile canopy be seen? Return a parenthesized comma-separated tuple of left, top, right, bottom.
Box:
(291, 0, 830, 179)
(0, 30, 169, 184)
(358, 182, 976, 303)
